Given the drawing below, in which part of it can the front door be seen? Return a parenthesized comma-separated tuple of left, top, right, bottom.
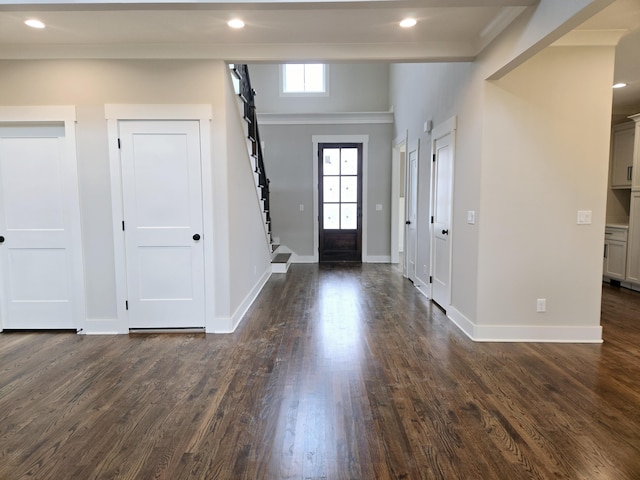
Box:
(318, 143, 362, 262)
(119, 120, 205, 329)
(431, 130, 453, 310)
(0, 125, 84, 330)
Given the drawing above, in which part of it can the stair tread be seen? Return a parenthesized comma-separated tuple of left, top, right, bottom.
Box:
(272, 253, 291, 264)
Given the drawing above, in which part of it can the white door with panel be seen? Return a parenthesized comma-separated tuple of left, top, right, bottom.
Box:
(405, 147, 418, 282)
(431, 130, 453, 310)
(0, 126, 84, 330)
(119, 121, 205, 329)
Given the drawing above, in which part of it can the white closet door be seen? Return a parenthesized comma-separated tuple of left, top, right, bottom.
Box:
(119, 120, 205, 329)
(0, 127, 82, 330)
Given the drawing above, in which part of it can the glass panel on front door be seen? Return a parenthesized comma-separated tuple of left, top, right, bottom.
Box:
(322, 147, 359, 230)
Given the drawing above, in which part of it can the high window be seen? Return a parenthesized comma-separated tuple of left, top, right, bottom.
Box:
(281, 64, 328, 95)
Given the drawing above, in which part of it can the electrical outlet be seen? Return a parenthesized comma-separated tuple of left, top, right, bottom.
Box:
(536, 298, 546, 313)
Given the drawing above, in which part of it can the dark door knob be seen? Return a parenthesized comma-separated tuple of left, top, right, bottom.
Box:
(442, 229, 449, 235)
(405, 221, 411, 225)
(0, 236, 4, 243)
(193, 234, 201, 241)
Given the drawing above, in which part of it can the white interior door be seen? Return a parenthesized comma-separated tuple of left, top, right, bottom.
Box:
(0, 125, 84, 330)
(431, 132, 453, 309)
(119, 120, 205, 329)
(405, 147, 418, 282)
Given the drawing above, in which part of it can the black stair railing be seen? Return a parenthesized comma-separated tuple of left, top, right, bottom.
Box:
(231, 64, 272, 239)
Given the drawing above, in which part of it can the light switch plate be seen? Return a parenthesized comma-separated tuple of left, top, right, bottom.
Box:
(467, 210, 476, 224)
(376, 204, 383, 211)
(577, 210, 592, 225)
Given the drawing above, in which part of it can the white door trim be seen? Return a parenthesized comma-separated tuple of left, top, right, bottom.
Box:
(391, 131, 407, 265)
(105, 104, 213, 334)
(405, 139, 419, 281)
(0, 106, 85, 332)
(312, 135, 369, 263)
(429, 116, 457, 303)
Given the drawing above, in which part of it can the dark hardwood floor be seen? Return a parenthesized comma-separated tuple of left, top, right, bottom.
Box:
(1, 265, 640, 479)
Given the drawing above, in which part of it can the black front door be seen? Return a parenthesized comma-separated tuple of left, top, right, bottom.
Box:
(318, 143, 363, 262)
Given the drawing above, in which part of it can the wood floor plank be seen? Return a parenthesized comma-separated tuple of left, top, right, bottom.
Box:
(1, 267, 640, 479)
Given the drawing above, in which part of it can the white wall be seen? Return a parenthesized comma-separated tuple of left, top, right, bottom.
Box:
(0, 59, 271, 332)
(390, 62, 479, 303)
(224, 70, 273, 329)
(259, 122, 392, 260)
(390, 23, 616, 342)
(249, 63, 390, 113)
(248, 62, 392, 261)
(476, 45, 614, 339)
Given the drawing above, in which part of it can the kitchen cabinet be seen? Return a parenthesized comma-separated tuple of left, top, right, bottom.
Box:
(626, 192, 640, 283)
(604, 225, 628, 281)
(610, 122, 635, 188)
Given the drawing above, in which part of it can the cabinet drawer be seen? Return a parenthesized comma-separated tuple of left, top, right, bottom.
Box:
(605, 227, 628, 242)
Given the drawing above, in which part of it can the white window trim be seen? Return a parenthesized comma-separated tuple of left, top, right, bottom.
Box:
(280, 64, 330, 97)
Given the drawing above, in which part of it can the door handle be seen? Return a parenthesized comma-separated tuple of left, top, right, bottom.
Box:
(405, 221, 411, 225)
(0, 235, 4, 244)
(442, 229, 449, 235)
(629, 166, 633, 181)
(193, 234, 201, 241)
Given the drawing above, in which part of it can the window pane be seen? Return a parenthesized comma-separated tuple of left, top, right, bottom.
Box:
(323, 149, 340, 175)
(341, 176, 357, 202)
(284, 64, 305, 92)
(305, 64, 325, 92)
(341, 148, 358, 175)
(323, 176, 340, 202)
(323, 203, 339, 229)
(341, 203, 357, 229)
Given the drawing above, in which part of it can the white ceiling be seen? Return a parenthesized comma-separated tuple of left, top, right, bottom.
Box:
(577, 0, 640, 117)
(0, 0, 534, 61)
(0, 0, 638, 116)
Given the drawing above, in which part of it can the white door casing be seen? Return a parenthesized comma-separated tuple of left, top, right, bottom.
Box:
(106, 105, 213, 333)
(391, 131, 407, 266)
(0, 107, 85, 331)
(405, 143, 419, 282)
(119, 120, 205, 329)
(430, 117, 456, 310)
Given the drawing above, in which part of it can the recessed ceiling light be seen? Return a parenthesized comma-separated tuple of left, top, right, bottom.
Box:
(400, 18, 417, 28)
(613, 82, 627, 89)
(24, 19, 45, 29)
(228, 19, 245, 29)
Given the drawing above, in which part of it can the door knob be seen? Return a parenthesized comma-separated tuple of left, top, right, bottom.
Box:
(442, 229, 449, 235)
(193, 234, 201, 241)
(0, 235, 4, 243)
(405, 221, 411, 225)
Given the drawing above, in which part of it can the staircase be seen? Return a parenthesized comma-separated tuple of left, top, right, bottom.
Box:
(229, 64, 291, 274)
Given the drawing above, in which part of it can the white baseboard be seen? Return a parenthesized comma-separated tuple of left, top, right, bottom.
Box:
(447, 306, 476, 340)
(364, 255, 391, 263)
(81, 318, 123, 335)
(447, 306, 602, 343)
(208, 267, 271, 334)
(413, 279, 431, 299)
(292, 254, 316, 263)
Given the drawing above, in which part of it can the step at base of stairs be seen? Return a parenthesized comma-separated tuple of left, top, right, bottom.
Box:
(271, 252, 291, 273)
